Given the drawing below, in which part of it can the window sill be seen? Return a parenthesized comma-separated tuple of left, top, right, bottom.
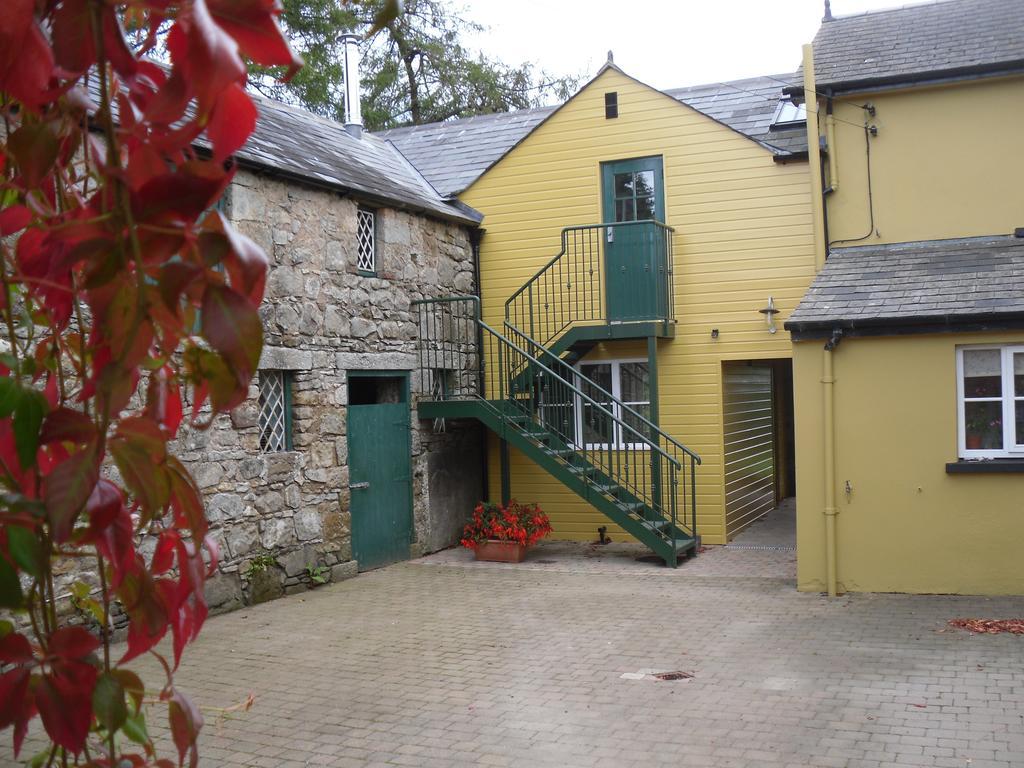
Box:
(945, 459, 1024, 474)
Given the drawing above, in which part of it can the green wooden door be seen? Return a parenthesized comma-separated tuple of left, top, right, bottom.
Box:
(601, 157, 666, 321)
(348, 400, 412, 571)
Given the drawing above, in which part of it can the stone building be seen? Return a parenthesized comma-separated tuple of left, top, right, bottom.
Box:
(182, 93, 485, 611)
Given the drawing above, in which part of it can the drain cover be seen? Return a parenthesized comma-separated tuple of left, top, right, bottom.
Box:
(654, 671, 694, 681)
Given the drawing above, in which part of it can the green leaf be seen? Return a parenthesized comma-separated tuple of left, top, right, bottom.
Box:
(0, 376, 21, 418)
(112, 669, 146, 713)
(0, 619, 13, 637)
(8, 123, 59, 188)
(12, 390, 46, 470)
(70, 581, 104, 623)
(6, 525, 45, 578)
(122, 708, 150, 746)
(0, 555, 24, 609)
(93, 673, 128, 734)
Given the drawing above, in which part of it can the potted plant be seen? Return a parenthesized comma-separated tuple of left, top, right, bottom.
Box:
(460, 500, 552, 562)
(965, 412, 1001, 450)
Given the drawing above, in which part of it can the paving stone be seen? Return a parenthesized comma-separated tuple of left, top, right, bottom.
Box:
(6, 542, 1024, 768)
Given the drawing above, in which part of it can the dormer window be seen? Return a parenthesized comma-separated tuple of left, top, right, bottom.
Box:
(770, 99, 806, 131)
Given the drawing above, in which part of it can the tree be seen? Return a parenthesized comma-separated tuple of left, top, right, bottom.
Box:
(252, 0, 580, 130)
(0, 1, 298, 765)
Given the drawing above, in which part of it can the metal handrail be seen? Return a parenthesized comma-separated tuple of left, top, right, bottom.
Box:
(504, 219, 676, 347)
(414, 295, 699, 543)
(502, 321, 701, 465)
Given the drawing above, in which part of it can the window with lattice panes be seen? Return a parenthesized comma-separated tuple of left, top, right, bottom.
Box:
(356, 206, 377, 274)
(259, 370, 293, 452)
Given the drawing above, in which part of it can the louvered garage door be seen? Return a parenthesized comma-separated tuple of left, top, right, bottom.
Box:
(723, 365, 775, 539)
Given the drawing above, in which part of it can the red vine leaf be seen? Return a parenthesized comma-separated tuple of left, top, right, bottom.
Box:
(201, 283, 263, 387)
(0, 0, 54, 111)
(51, 0, 96, 73)
(207, 0, 303, 77)
(167, 689, 204, 768)
(43, 443, 100, 543)
(208, 81, 257, 161)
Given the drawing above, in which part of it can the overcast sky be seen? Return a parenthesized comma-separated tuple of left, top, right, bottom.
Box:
(463, 0, 922, 93)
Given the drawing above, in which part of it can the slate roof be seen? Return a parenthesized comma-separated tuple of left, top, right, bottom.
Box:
(809, 0, 1024, 91)
(230, 94, 480, 225)
(378, 71, 806, 198)
(376, 107, 555, 200)
(785, 236, 1024, 333)
(664, 73, 807, 155)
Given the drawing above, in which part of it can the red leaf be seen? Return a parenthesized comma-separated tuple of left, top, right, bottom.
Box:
(35, 665, 96, 754)
(90, 497, 135, 590)
(85, 478, 123, 532)
(8, 123, 58, 189)
(0, 205, 33, 236)
(178, 0, 247, 114)
(130, 161, 233, 226)
(167, 689, 203, 768)
(145, 369, 184, 439)
(39, 407, 97, 446)
(43, 444, 99, 543)
(152, 530, 178, 575)
(0, 632, 33, 664)
(0, 0, 54, 111)
(207, 81, 257, 162)
(0, 667, 34, 757)
(101, 6, 139, 78)
(200, 284, 263, 386)
(208, 0, 303, 78)
(116, 417, 168, 462)
(167, 457, 208, 539)
(110, 438, 170, 519)
(51, 0, 96, 73)
(0, 667, 31, 729)
(201, 212, 269, 304)
(119, 566, 170, 664)
(47, 627, 100, 661)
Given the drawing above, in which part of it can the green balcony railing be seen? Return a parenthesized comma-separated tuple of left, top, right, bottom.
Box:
(504, 220, 675, 348)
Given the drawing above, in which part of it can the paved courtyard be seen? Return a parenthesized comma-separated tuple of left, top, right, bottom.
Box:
(6, 505, 1024, 768)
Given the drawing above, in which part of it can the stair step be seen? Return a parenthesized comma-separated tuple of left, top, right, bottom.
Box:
(637, 517, 671, 531)
(567, 465, 596, 477)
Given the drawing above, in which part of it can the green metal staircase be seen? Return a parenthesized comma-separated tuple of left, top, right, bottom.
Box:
(415, 293, 701, 566)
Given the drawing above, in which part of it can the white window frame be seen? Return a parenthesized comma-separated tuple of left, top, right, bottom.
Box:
(573, 358, 650, 451)
(259, 370, 293, 453)
(356, 206, 377, 274)
(956, 344, 1024, 459)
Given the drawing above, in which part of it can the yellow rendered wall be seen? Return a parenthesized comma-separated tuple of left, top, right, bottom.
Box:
(793, 332, 1024, 595)
(464, 68, 817, 544)
(822, 76, 1024, 246)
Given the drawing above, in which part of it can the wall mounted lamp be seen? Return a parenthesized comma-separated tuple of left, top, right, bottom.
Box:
(759, 297, 780, 334)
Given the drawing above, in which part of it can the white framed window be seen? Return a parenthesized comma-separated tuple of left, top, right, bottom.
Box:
(259, 370, 293, 452)
(770, 99, 806, 130)
(575, 359, 651, 449)
(956, 345, 1024, 459)
(356, 206, 377, 274)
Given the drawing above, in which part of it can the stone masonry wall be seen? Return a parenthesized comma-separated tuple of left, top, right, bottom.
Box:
(179, 168, 482, 612)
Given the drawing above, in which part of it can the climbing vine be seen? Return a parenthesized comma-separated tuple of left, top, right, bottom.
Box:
(0, 1, 299, 764)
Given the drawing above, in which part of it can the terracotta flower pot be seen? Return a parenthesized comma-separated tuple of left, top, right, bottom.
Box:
(473, 540, 527, 563)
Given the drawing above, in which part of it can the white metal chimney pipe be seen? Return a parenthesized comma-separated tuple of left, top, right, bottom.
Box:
(341, 34, 363, 139)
